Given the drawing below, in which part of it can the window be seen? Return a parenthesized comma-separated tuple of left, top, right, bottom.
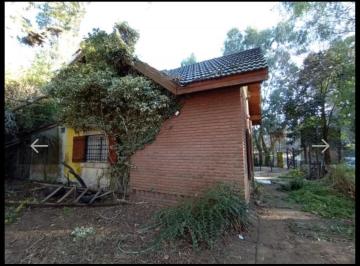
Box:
(85, 135, 108, 162)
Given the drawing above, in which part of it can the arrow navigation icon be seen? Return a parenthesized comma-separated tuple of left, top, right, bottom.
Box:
(30, 138, 48, 153)
(312, 139, 330, 154)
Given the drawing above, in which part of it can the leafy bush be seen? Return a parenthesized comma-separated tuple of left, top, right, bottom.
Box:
(153, 183, 248, 249)
(288, 180, 355, 219)
(289, 177, 305, 190)
(280, 177, 305, 191)
(279, 168, 306, 179)
(5, 207, 18, 224)
(325, 164, 355, 199)
(253, 183, 264, 200)
(5, 201, 27, 224)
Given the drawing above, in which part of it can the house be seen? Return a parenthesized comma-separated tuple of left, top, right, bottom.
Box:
(27, 48, 268, 204)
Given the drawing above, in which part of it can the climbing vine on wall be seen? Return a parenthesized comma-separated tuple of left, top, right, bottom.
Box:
(46, 22, 180, 194)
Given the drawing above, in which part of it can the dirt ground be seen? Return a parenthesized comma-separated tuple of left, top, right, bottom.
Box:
(5, 176, 355, 264)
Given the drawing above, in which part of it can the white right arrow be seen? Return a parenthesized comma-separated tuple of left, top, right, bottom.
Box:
(312, 139, 330, 153)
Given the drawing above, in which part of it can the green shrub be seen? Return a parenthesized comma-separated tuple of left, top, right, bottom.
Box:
(279, 168, 307, 179)
(153, 183, 248, 249)
(280, 177, 305, 191)
(325, 164, 355, 199)
(288, 180, 355, 219)
(289, 177, 305, 190)
(5, 207, 18, 224)
(5, 200, 28, 224)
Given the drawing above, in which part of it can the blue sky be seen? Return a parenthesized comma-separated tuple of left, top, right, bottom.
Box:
(5, 2, 282, 73)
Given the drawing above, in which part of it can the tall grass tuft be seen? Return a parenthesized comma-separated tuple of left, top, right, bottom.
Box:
(153, 183, 248, 249)
(326, 164, 355, 199)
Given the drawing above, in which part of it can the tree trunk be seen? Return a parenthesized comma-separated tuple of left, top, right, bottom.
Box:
(321, 101, 331, 165)
(303, 145, 307, 164)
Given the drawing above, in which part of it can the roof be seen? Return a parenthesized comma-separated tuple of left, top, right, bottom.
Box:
(162, 47, 267, 86)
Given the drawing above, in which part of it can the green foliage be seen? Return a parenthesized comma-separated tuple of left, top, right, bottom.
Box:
(5, 200, 27, 224)
(5, 72, 58, 135)
(13, 2, 87, 46)
(180, 53, 196, 67)
(153, 183, 248, 249)
(279, 169, 306, 179)
(62, 207, 73, 216)
(281, 177, 304, 191)
(287, 180, 355, 219)
(46, 22, 179, 193)
(284, 37, 355, 163)
(5, 207, 19, 225)
(281, 2, 355, 43)
(326, 164, 355, 199)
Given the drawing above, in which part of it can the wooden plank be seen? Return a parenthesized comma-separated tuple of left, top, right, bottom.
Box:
(95, 190, 114, 200)
(177, 68, 268, 95)
(132, 59, 179, 94)
(88, 190, 102, 204)
(57, 187, 76, 203)
(5, 201, 125, 208)
(41, 186, 64, 203)
(73, 187, 90, 203)
(33, 181, 95, 192)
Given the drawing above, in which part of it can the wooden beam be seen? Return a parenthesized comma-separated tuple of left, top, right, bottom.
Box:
(132, 59, 179, 94)
(57, 186, 76, 203)
(250, 115, 261, 121)
(41, 186, 64, 203)
(5, 200, 124, 208)
(177, 68, 268, 95)
(250, 115, 261, 125)
(88, 190, 102, 204)
(247, 83, 261, 117)
(73, 187, 90, 203)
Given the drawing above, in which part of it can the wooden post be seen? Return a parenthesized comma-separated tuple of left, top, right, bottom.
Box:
(315, 148, 319, 179)
(308, 146, 312, 179)
(292, 148, 296, 169)
(286, 148, 289, 169)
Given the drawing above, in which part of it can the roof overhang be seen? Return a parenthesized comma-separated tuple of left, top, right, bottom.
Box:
(176, 68, 268, 95)
(132, 59, 268, 97)
(132, 59, 179, 94)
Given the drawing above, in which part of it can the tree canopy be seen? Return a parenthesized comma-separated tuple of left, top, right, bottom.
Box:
(222, 1, 355, 165)
(180, 53, 196, 67)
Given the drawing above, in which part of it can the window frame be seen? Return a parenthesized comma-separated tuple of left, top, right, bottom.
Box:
(85, 134, 109, 163)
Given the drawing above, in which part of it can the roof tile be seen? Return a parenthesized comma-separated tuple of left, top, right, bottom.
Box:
(162, 47, 267, 86)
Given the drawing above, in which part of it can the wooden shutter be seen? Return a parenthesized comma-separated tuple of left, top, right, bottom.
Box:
(72, 136, 86, 162)
(108, 135, 117, 165)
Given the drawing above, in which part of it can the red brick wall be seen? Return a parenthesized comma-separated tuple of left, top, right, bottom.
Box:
(130, 85, 250, 204)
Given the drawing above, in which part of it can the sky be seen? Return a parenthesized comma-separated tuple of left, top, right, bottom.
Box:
(5, 2, 282, 73)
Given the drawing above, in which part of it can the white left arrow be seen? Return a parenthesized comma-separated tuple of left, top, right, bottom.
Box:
(30, 138, 48, 153)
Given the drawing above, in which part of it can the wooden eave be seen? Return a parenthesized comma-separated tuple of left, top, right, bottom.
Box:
(176, 68, 268, 95)
(247, 83, 262, 125)
(131, 59, 179, 94)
